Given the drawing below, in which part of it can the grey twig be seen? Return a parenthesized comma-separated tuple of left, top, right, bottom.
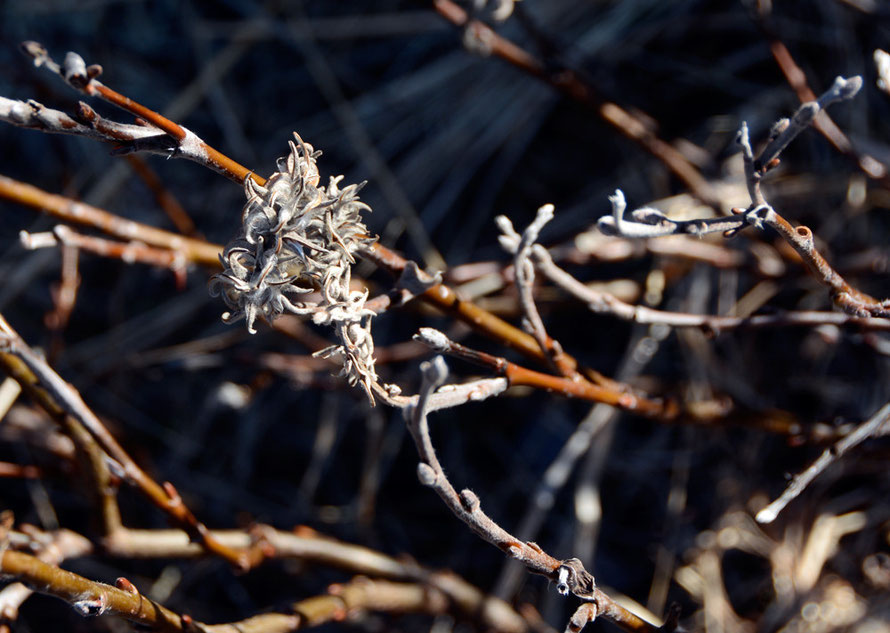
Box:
(597, 190, 747, 239)
(756, 399, 890, 524)
(497, 205, 571, 376)
(598, 76, 862, 241)
(755, 75, 862, 172)
(404, 356, 667, 633)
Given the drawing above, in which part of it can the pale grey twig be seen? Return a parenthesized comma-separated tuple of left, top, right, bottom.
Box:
(756, 399, 890, 524)
(754, 75, 863, 172)
(597, 190, 747, 239)
(599, 76, 863, 241)
(529, 239, 890, 332)
(497, 205, 570, 375)
(875, 49, 890, 96)
(372, 373, 509, 413)
(403, 356, 667, 633)
(0, 97, 161, 145)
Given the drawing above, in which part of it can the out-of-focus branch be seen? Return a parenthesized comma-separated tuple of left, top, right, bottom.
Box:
(104, 524, 529, 633)
(0, 314, 253, 570)
(756, 400, 890, 523)
(431, 0, 719, 209)
(0, 175, 221, 267)
(21, 225, 188, 276)
(0, 547, 493, 633)
(0, 526, 92, 633)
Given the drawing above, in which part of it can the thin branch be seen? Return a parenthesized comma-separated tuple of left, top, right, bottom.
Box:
(532, 241, 890, 332)
(405, 356, 666, 633)
(760, 25, 888, 181)
(21, 225, 188, 275)
(756, 400, 890, 524)
(17, 41, 263, 186)
(497, 205, 573, 377)
(414, 328, 679, 420)
(362, 241, 626, 392)
(0, 175, 221, 267)
(597, 190, 748, 239)
(597, 76, 890, 320)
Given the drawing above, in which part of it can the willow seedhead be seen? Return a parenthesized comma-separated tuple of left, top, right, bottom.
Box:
(210, 133, 379, 400)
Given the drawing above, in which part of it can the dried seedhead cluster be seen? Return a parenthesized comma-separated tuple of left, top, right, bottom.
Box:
(210, 133, 379, 399)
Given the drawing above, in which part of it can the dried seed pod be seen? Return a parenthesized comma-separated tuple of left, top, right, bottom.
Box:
(211, 133, 379, 400)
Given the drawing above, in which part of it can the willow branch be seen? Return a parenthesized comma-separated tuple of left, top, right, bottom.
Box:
(16, 41, 263, 186)
(405, 356, 667, 633)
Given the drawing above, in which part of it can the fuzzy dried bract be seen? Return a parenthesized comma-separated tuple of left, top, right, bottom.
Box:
(210, 133, 379, 399)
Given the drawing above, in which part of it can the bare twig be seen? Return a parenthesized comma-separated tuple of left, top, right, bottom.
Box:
(756, 400, 890, 523)
(497, 205, 573, 377)
(532, 239, 890, 332)
(598, 76, 890, 320)
(414, 328, 679, 420)
(17, 41, 263, 186)
(405, 356, 665, 633)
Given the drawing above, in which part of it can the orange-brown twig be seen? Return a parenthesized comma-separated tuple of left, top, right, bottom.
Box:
(18, 41, 264, 187)
(0, 175, 221, 266)
(415, 328, 677, 420)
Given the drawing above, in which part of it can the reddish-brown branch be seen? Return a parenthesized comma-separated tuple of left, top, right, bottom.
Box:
(0, 175, 221, 266)
(416, 328, 678, 420)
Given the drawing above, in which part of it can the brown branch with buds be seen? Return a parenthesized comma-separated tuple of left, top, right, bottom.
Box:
(414, 328, 678, 420)
(17, 41, 262, 186)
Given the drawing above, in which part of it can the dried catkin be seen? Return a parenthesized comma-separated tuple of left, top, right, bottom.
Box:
(210, 133, 379, 401)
